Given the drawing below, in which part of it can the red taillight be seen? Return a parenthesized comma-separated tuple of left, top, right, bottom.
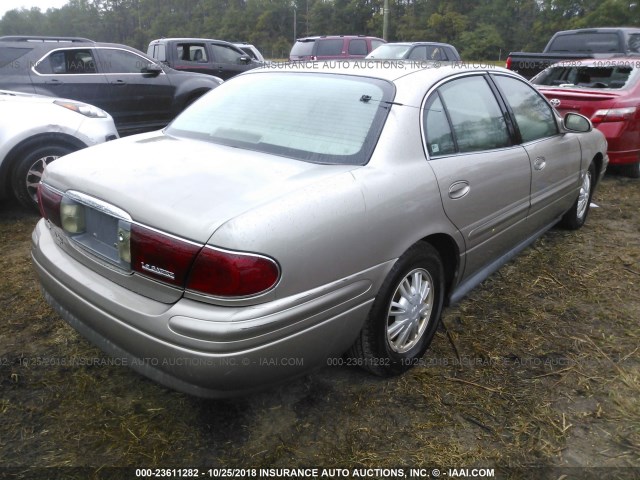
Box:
(37, 184, 62, 228)
(130, 225, 279, 297)
(591, 107, 637, 124)
(130, 225, 201, 287)
(505, 56, 512, 70)
(187, 246, 280, 297)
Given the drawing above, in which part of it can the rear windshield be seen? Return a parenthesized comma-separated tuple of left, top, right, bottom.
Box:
(290, 40, 314, 57)
(547, 33, 621, 53)
(367, 44, 411, 59)
(532, 65, 637, 89)
(166, 72, 394, 165)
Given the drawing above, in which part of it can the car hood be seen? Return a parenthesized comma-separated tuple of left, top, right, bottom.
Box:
(42, 132, 360, 243)
(0, 89, 58, 104)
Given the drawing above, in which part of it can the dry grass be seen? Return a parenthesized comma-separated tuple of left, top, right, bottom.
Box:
(0, 174, 638, 478)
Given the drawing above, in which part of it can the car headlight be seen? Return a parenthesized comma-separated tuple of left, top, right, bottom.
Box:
(53, 100, 109, 118)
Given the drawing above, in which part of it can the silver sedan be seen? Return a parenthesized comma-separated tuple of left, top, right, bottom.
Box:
(31, 62, 608, 397)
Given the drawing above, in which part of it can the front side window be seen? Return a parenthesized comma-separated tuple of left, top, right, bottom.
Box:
(35, 49, 97, 74)
(98, 48, 154, 74)
(210, 44, 242, 63)
(167, 72, 394, 165)
(436, 76, 511, 153)
(494, 75, 558, 143)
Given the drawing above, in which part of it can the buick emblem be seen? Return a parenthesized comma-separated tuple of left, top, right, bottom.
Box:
(549, 98, 561, 107)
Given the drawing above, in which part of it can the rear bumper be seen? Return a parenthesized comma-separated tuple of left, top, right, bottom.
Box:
(31, 220, 381, 398)
(606, 149, 639, 166)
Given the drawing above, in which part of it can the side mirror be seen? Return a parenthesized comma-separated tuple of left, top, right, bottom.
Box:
(143, 63, 163, 76)
(563, 112, 592, 133)
(239, 55, 251, 64)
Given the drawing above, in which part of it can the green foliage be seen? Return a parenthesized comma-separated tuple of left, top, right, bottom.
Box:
(1, 0, 640, 59)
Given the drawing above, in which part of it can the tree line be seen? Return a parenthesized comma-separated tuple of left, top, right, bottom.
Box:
(1, 0, 639, 60)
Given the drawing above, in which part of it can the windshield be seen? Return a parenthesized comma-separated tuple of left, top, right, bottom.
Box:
(532, 64, 638, 89)
(166, 72, 395, 165)
(366, 44, 411, 59)
(547, 33, 621, 53)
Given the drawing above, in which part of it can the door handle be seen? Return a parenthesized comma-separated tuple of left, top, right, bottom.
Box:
(45, 79, 63, 85)
(534, 156, 546, 171)
(448, 181, 470, 199)
(111, 80, 127, 86)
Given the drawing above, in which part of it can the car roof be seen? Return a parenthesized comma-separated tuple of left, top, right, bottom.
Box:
(555, 27, 640, 34)
(383, 41, 455, 47)
(0, 36, 150, 56)
(295, 35, 384, 41)
(150, 37, 236, 45)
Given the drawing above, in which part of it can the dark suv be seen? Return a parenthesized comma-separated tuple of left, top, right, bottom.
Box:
(289, 35, 385, 61)
(0, 36, 222, 136)
(147, 38, 263, 80)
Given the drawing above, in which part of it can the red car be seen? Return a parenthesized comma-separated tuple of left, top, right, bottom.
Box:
(532, 58, 640, 177)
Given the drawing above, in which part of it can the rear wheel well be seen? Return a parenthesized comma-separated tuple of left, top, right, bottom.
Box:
(418, 234, 459, 307)
(590, 152, 604, 186)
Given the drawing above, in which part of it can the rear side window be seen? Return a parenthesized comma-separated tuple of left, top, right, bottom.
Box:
(316, 39, 344, 56)
(0, 47, 32, 68)
(148, 43, 167, 61)
(34, 49, 97, 74)
(348, 39, 367, 56)
(423, 94, 456, 156)
(436, 76, 511, 153)
(371, 40, 385, 51)
(176, 43, 207, 62)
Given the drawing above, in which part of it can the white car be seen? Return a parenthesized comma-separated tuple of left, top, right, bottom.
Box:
(0, 90, 118, 208)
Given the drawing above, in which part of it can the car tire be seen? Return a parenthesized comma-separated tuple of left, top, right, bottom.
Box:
(348, 242, 444, 376)
(621, 162, 640, 179)
(559, 161, 596, 230)
(11, 144, 74, 209)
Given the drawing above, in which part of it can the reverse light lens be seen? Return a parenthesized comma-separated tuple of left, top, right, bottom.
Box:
(117, 225, 131, 264)
(60, 199, 85, 234)
(54, 99, 108, 118)
(591, 107, 637, 124)
(187, 246, 280, 297)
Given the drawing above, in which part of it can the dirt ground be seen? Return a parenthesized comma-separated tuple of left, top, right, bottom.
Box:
(0, 173, 638, 480)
